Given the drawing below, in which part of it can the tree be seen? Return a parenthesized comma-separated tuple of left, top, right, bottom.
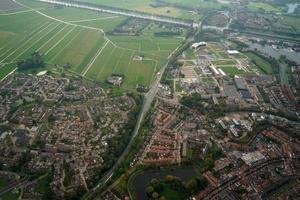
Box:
(164, 175, 175, 183)
(17, 51, 45, 71)
(185, 179, 197, 192)
(152, 192, 159, 199)
(146, 186, 154, 196)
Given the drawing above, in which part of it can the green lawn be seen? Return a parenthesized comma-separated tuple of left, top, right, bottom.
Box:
(216, 51, 230, 59)
(36, 175, 50, 194)
(0, 190, 20, 200)
(163, 0, 225, 9)
(245, 52, 273, 74)
(161, 184, 185, 200)
(212, 59, 236, 66)
(282, 16, 300, 29)
(0, 64, 17, 81)
(0, 179, 7, 189)
(79, 0, 203, 19)
(219, 66, 246, 75)
(247, 2, 280, 12)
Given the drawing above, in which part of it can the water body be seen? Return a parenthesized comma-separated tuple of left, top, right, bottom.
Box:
(287, 3, 299, 14)
(132, 167, 196, 200)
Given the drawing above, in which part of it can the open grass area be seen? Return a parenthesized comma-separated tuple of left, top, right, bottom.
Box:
(218, 66, 246, 75)
(0, 64, 17, 80)
(161, 184, 185, 200)
(247, 2, 280, 12)
(0, 178, 7, 189)
(80, 0, 201, 20)
(212, 59, 236, 66)
(163, 0, 225, 9)
(245, 52, 273, 74)
(0, 190, 20, 200)
(0, 0, 184, 91)
(282, 16, 300, 29)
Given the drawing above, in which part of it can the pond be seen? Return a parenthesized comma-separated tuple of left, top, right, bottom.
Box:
(132, 167, 197, 200)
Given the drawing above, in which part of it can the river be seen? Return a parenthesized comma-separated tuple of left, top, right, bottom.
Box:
(132, 167, 197, 200)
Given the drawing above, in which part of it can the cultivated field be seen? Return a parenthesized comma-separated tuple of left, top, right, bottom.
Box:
(0, 0, 184, 91)
(80, 0, 203, 20)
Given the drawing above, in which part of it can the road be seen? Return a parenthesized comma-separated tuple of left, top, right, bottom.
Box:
(0, 179, 28, 196)
(37, 0, 194, 28)
(86, 45, 181, 198)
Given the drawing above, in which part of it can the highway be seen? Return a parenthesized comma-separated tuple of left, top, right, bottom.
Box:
(36, 0, 195, 28)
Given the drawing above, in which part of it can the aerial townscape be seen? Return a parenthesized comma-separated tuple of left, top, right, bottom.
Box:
(0, 0, 300, 200)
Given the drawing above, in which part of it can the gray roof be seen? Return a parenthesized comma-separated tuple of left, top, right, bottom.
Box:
(234, 77, 247, 90)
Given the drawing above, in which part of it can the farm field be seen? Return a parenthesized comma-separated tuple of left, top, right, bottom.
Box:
(79, 0, 202, 20)
(162, 0, 225, 9)
(0, 0, 184, 91)
(0, 0, 24, 12)
(0, 64, 17, 81)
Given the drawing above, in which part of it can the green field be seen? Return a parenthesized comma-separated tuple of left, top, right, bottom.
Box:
(247, 2, 280, 12)
(0, 190, 20, 200)
(212, 59, 236, 66)
(0, 64, 17, 80)
(218, 66, 246, 75)
(282, 16, 300, 29)
(0, 0, 184, 90)
(80, 0, 203, 20)
(163, 0, 225, 9)
(245, 52, 273, 74)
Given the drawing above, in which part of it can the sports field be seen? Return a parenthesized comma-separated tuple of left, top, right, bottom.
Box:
(0, 0, 184, 90)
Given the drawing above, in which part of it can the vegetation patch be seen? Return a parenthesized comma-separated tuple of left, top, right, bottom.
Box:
(245, 52, 273, 74)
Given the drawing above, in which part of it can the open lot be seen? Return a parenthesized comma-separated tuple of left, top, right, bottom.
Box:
(0, 0, 184, 90)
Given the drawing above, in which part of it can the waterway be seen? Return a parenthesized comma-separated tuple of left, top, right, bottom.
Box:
(132, 167, 196, 200)
(287, 3, 299, 14)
